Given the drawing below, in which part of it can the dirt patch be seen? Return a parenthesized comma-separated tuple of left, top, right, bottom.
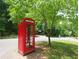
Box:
(25, 46, 48, 59)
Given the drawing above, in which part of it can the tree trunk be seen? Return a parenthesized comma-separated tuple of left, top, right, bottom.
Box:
(48, 34, 51, 46)
(47, 29, 51, 46)
(43, 20, 51, 46)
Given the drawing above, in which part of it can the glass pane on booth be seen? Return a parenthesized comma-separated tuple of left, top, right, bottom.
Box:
(26, 24, 33, 48)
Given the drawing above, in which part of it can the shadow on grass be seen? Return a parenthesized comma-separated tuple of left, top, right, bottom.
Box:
(37, 41, 78, 59)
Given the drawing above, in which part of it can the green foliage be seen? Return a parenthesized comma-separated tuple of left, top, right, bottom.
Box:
(0, 0, 8, 36)
(0, 0, 17, 37)
(5, 0, 78, 37)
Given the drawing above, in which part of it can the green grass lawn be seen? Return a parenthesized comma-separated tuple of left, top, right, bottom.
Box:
(37, 40, 78, 59)
(0, 34, 17, 39)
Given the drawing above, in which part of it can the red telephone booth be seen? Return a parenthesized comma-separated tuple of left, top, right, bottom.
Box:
(18, 18, 35, 55)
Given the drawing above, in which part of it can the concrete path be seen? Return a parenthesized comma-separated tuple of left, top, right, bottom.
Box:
(0, 35, 78, 59)
(35, 35, 77, 42)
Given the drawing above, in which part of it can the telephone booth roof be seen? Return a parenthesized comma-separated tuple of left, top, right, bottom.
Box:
(22, 18, 35, 23)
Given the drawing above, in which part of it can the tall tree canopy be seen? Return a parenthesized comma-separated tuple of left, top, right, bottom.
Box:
(5, 0, 78, 45)
(5, 0, 77, 30)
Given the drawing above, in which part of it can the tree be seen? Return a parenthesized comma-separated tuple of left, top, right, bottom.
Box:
(0, 0, 18, 37)
(5, 0, 78, 45)
(0, 0, 9, 36)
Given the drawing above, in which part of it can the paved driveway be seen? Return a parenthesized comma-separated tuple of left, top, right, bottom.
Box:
(0, 35, 77, 59)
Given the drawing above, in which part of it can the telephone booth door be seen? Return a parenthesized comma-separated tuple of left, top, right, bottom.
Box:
(26, 24, 33, 48)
